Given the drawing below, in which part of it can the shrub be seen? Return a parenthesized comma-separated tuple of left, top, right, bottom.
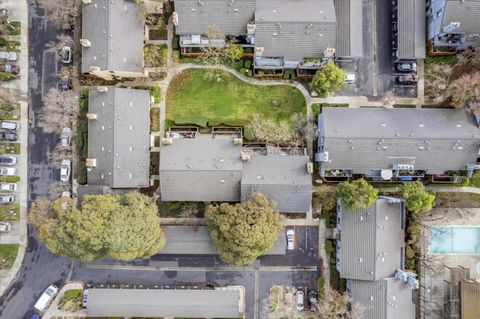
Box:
(0, 37, 6, 47)
(244, 60, 252, 69)
(312, 104, 321, 118)
(317, 277, 325, 301)
(172, 50, 180, 64)
(150, 86, 161, 103)
(246, 69, 253, 77)
(239, 67, 247, 75)
(75, 161, 87, 185)
(172, 35, 180, 50)
(174, 116, 208, 127)
(0, 72, 15, 81)
(405, 245, 415, 259)
(325, 240, 335, 254)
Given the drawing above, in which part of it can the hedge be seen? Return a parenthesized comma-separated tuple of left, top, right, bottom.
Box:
(74, 161, 87, 185)
(174, 117, 208, 127)
(150, 86, 161, 103)
(244, 60, 252, 69)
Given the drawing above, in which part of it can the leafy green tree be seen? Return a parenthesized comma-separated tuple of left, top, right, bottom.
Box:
(310, 62, 345, 97)
(400, 181, 435, 215)
(28, 193, 165, 261)
(337, 179, 378, 210)
(226, 43, 243, 61)
(205, 193, 282, 265)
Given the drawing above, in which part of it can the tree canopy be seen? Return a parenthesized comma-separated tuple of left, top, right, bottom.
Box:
(205, 193, 282, 265)
(337, 179, 378, 210)
(28, 193, 165, 261)
(310, 62, 345, 97)
(400, 182, 435, 215)
(226, 43, 244, 61)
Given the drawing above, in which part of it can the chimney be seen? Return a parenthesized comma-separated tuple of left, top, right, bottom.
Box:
(80, 38, 91, 47)
(86, 113, 97, 120)
(233, 137, 242, 145)
(97, 86, 108, 93)
(307, 162, 313, 174)
(86, 158, 97, 167)
(241, 151, 251, 161)
(162, 137, 173, 145)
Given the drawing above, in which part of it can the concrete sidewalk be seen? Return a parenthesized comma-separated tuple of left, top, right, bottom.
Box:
(0, 0, 29, 295)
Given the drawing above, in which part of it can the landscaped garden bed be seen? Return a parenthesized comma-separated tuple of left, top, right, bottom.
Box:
(150, 107, 160, 131)
(0, 203, 19, 221)
(0, 103, 20, 120)
(0, 142, 19, 154)
(166, 69, 306, 132)
(57, 288, 82, 312)
(157, 201, 205, 218)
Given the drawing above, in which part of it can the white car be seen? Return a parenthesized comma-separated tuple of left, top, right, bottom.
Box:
(0, 120, 19, 131)
(286, 228, 295, 250)
(0, 195, 15, 203)
(0, 222, 11, 232)
(0, 183, 17, 191)
(0, 167, 16, 176)
(34, 285, 58, 313)
(60, 160, 71, 182)
(296, 290, 304, 311)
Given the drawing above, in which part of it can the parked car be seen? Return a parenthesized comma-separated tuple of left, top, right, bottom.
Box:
(286, 228, 295, 250)
(396, 75, 418, 85)
(0, 120, 19, 131)
(0, 51, 18, 62)
(395, 62, 417, 73)
(61, 46, 72, 64)
(344, 73, 355, 84)
(0, 132, 17, 141)
(0, 221, 11, 232)
(0, 195, 15, 203)
(0, 64, 19, 75)
(57, 80, 72, 92)
(296, 290, 304, 311)
(29, 314, 40, 319)
(82, 289, 88, 308)
(307, 290, 318, 311)
(0, 182, 17, 191)
(60, 128, 71, 147)
(60, 159, 71, 182)
(0, 167, 16, 176)
(0, 155, 16, 166)
(34, 285, 58, 313)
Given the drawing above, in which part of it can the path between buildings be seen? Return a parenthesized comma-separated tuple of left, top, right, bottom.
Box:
(161, 217, 320, 227)
(377, 186, 480, 195)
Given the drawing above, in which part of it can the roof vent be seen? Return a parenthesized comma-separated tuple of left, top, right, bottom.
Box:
(162, 138, 173, 145)
(87, 113, 97, 120)
(233, 137, 242, 144)
(241, 152, 251, 161)
(307, 162, 313, 174)
(97, 86, 108, 93)
(381, 123, 386, 127)
(129, 173, 132, 179)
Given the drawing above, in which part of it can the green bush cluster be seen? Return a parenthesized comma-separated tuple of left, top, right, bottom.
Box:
(0, 72, 15, 81)
(317, 277, 325, 301)
(325, 239, 335, 254)
(283, 70, 297, 79)
(74, 161, 87, 185)
(174, 116, 208, 127)
(150, 86, 161, 103)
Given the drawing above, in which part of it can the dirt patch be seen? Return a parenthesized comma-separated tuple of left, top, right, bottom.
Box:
(434, 192, 480, 208)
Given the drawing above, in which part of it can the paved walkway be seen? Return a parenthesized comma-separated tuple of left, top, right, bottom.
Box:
(0, 0, 29, 296)
(318, 219, 330, 295)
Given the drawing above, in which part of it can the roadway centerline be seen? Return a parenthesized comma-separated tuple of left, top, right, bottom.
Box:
(83, 264, 319, 273)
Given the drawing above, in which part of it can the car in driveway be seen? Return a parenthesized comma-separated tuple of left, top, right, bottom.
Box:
(0, 182, 17, 191)
(0, 51, 18, 62)
(286, 228, 295, 250)
(0, 195, 15, 203)
(296, 290, 304, 311)
(395, 62, 417, 73)
(396, 75, 418, 85)
(0, 120, 19, 131)
(57, 80, 72, 92)
(0, 155, 16, 166)
(0, 167, 16, 176)
(0, 132, 17, 141)
(60, 160, 71, 182)
(0, 221, 11, 232)
(61, 46, 72, 64)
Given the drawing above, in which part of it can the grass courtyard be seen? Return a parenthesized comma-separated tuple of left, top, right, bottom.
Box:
(166, 69, 306, 129)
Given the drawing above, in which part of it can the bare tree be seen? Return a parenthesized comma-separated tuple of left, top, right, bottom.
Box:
(37, 88, 79, 134)
(46, 34, 74, 54)
(49, 143, 75, 166)
(447, 72, 480, 108)
(246, 113, 301, 145)
(178, 204, 199, 219)
(425, 64, 453, 103)
(57, 66, 76, 82)
(39, 0, 77, 30)
(48, 181, 70, 199)
(199, 25, 227, 81)
(0, 8, 9, 35)
(382, 90, 396, 108)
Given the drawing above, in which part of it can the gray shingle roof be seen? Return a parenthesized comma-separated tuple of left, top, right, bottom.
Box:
(174, 0, 256, 35)
(444, 0, 480, 43)
(160, 225, 286, 254)
(241, 149, 312, 212)
(81, 0, 144, 73)
(87, 88, 150, 188)
(317, 108, 480, 175)
(86, 288, 242, 318)
(160, 135, 243, 202)
(397, 0, 426, 59)
(254, 0, 337, 61)
(349, 278, 415, 319)
(338, 197, 405, 281)
(160, 135, 312, 211)
(334, 0, 363, 57)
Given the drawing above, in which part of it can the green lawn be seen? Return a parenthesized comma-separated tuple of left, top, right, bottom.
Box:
(0, 143, 20, 155)
(0, 244, 19, 269)
(0, 103, 20, 120)
(0, 203, 20, 221)
(166, 69, 306, 127)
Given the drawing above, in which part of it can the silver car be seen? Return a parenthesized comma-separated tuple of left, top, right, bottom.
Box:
(0, 222, 11, 232)
(286, 228, 295, 250)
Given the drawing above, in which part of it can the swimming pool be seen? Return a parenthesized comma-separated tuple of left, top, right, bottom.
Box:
(429, 227, 480, 254)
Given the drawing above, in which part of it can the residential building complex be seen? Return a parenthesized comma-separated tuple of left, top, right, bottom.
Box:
(316, 108, 480, 181)
(336, 197, 417, 318)
(81, 0, 146, 79)
(159, 132, 312, 212)
(394, 0, 426, 61)
(427, 0, 480, 51)
(86, 87, 151, 189)
(173, 0, 364, 73)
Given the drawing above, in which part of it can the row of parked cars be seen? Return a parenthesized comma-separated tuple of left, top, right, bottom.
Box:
(0, 50, 20, 76)
(395, 62, 418, 85)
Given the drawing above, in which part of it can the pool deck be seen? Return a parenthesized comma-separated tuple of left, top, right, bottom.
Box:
(421, 208, 480, 319)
